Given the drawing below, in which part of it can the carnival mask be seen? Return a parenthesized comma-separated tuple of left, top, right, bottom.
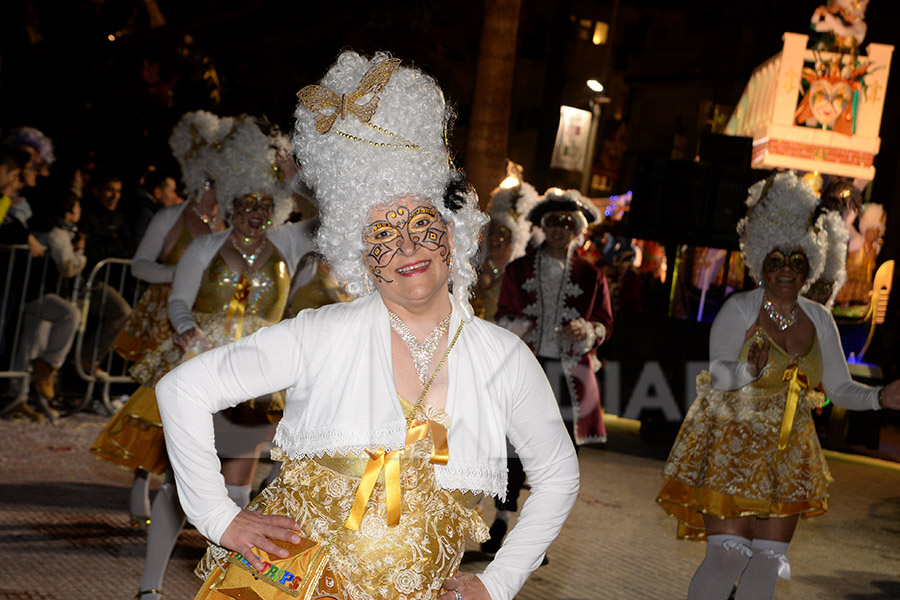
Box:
(763, 250, 809, 275)
(364, 203, 450, 283)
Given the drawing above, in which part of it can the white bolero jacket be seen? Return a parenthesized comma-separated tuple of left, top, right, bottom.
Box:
(156, 291, 580, 600)
(130, 202, 189, 284)
(709, 287, 880, 410)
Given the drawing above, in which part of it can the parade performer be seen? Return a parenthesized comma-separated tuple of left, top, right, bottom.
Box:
(156, 51, 579, 600)
(471, 160, 539, 322)
(131, 115, 315, 600)
(656, 171, 900, 600)
(495, 187, 612, 446)
(488, 188, 610, 555)
(92, 111, 231, 527)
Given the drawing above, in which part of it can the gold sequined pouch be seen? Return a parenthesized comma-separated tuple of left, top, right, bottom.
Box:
(210, 535, 329, 600)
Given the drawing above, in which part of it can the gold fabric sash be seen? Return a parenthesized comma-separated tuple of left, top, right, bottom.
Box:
(224, 274, 250, 340)
(345, 418, 449, 531)
(779, 364, 809, 451)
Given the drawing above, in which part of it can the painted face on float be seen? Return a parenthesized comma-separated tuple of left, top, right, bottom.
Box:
(363, 201, 451, 284)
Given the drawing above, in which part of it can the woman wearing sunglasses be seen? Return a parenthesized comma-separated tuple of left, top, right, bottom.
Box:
(656, 171, 900, 600)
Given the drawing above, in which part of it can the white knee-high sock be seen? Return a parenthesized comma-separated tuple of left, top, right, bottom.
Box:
(226, 483, 252, 508)
(130, 469, 151, 518)
(688, 534, 753, 600)
(139, 482, 186, 599)
(734, 539, 790, 600)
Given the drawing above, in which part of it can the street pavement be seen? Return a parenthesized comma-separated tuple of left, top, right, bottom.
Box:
(1, 413, 899, 599)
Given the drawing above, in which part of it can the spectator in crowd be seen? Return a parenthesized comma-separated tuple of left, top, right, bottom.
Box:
(12, 191, 86, 416)
(127, 168, 183, 240)
(0, 147, 28, 224)
(77, 169, 134, 373)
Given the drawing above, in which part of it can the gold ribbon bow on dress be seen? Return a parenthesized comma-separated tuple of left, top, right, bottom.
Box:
(779, 364, 810, 451)
(345, 418, 449, 531)
(224, 274, 251, 341)
(297, 58, 402, 134)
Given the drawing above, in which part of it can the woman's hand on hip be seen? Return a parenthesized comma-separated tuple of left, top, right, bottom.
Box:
(441, 573, 491, 600)
(219, 509, 302, 572)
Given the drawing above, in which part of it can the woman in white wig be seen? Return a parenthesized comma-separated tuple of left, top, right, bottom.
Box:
(132, 115, 316, 600)
(156, 51, 578, 600)
(472, 160, 539, 321)
(656, 171, 900, 600)
(93, 111, 230, 526)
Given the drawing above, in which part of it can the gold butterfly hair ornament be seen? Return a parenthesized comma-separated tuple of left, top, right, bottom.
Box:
(297, 58, 421, 151)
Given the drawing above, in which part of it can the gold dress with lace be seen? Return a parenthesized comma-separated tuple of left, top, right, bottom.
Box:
(194, 399, 488, 600)
(91, 250, 291, 474)
(656, 328, 829, 540)
(112, 224, 194, 362)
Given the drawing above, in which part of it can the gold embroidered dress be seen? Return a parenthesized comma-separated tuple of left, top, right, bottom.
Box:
(91, 250, 291, 474)
(195, 399, 488, 600)
(112, 224, 194, 362)
(656, 328, 828, 540)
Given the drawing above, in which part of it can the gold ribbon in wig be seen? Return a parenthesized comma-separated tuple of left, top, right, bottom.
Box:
(224, 274, 251, 341)
(297, 58, 402, 134)
(779, 364, 809, 450)
(345, 418, 449, 531)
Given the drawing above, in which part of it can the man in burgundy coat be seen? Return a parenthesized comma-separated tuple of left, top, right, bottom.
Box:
(483, 188, 613, 554)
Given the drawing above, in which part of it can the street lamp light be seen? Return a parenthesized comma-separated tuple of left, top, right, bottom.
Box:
(580, 80, 610, 196)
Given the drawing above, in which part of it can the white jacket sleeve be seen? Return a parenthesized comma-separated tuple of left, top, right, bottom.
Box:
(708, 293, 758, 391)
(168, 232, 226, 334)
(805, 301, 880, 410)
(156, 316, 306, 543)
(131, 205, 185, 283)
(477, 344, 579, 600)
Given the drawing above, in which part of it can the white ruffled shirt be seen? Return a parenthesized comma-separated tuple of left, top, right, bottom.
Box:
(156, 291, 579, 600)
(709, 287, 880, 410)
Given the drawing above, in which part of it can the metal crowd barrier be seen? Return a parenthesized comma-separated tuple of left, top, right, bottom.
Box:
(0, 244, 145, 421)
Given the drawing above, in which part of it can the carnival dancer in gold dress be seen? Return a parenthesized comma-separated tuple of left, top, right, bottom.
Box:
(656, 171, 900, 600)
(92, 111, 231, 527)
(155, 51, 579, 600)
(131, 116, 316, 600)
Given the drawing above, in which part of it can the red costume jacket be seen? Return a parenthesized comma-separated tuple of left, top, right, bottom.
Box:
(496, 247, 613, 443)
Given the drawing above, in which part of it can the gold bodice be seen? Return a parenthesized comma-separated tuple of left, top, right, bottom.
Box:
(193, 250, 290, 324)
(738, 327, 823, 392)
(159, 223, 194, 266)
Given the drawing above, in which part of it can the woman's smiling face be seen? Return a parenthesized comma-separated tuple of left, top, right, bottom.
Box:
(363, 197, 452, 307)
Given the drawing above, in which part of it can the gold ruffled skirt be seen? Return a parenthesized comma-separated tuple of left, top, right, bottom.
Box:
(92, 312, 279, 474)
(194, 411, 487, 600)
(112, 283, 174, 363)
(656, 372, 832, 540)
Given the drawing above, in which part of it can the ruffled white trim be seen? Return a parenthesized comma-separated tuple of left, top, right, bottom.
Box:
(274, 422, 408, 458)
(435, 461, 508, 501)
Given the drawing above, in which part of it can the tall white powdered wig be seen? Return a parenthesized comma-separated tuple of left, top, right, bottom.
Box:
(208, 115, 293, 226)
(293, 50, 487, 319)
(168, 110, 235, 200)
(737, 170, 828, 291)
(486, 161, 540, 261)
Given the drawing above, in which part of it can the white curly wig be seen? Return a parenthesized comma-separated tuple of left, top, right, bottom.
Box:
(168, 110, 235, 200)
(737, 170, 828, 291)
(208, 115, 293, 226)
(487, 178, 540, 261)
(293, 50, 487, 320)
(816, 209, 850, 308)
